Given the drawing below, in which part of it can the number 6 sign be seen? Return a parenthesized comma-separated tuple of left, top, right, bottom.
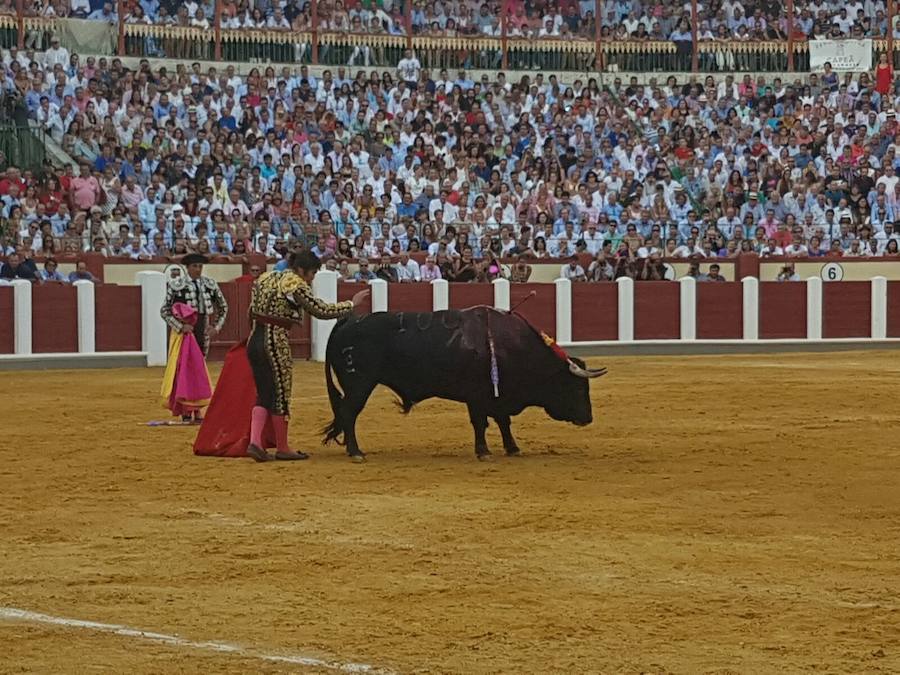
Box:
(820, 262, 844, 282)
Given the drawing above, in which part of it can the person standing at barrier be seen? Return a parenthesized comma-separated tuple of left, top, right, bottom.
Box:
(160, 253, 229, 422)
(244, 250, 369, 462)
(161, 254, 229, 359)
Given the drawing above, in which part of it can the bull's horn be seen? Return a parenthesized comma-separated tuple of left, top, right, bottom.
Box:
(568, 361, 607, 379)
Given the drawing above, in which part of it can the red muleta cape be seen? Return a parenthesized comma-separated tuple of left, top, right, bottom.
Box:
(193, 341, 275, 457)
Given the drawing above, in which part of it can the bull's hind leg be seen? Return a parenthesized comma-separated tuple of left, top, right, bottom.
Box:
(467, 403, 491, 461)
(494, 415, 521, 457)
(341, 379, 376, 463)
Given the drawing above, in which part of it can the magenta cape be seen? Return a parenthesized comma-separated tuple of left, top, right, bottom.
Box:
(162, 304, 212, 417)
(193, 341, 275, 457)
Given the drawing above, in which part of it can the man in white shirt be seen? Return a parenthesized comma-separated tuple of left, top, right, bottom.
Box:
(559, 256, 586, 281)
(303, 143, 326, 173)
(397, 49, 421, 86)
(394, 252, 421, 282)
(43, 36, 69, 68)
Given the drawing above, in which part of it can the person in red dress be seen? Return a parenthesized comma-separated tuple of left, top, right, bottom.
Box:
(875, 53, 893, 98)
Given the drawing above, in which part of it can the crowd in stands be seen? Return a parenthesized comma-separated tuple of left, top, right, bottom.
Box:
(1, 19, 900, 285)
(4, 0, 897, 72)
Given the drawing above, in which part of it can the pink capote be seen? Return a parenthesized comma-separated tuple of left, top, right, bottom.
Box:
(164, 303, 212, 416)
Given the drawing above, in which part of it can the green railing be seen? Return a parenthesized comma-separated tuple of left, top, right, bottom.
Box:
(0, 124, 46, 174)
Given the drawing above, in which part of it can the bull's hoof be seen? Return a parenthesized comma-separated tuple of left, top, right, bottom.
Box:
(505, 448, 522, 457)
(476, 453, 493, 462)
(349, 453, 367, 464)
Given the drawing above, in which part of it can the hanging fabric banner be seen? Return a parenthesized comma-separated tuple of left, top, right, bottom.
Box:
(809, 39, 872, 72)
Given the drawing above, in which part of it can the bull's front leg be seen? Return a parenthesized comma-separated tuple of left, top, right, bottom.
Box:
(494, 415, 521, 456)
(466, 403, 491, 461)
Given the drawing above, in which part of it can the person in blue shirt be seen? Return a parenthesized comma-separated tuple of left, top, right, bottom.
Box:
(396, 192, 419, 219)
(39, 258, 67, 283)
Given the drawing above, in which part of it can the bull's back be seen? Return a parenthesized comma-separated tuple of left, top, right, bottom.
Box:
(328, 308, 494, 403)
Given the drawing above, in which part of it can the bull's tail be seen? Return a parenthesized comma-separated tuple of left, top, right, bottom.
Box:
(321, 358, 346, 446)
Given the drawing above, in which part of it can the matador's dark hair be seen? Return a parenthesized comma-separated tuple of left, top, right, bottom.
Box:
(289, 250, 321, 273)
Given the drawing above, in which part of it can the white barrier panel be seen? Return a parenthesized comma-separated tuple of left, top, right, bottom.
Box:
(493, 278, 510, 311)
(616, 277, 634, 342)
(11, 279, 31, 355)
(806, 277, 823, 340)
(679, 276, 696, 341)
(137, 271, 167, 366)
(742, 277, 759, 341)
(311, 270, 339, 362)
(432, 279, 449, 311)
(554, 278, 572, 343)
(369, 278, 388, 312)
(74, 280, 95, 354)
(871, 276, 887, 340)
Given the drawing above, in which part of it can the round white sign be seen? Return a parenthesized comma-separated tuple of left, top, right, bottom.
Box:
(820, 262, 844, 282)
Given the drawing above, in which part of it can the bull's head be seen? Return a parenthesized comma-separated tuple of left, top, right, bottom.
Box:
(544, 357, 606, 427)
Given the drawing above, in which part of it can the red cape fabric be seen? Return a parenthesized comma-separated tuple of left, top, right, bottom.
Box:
(193, 340, 275, 457)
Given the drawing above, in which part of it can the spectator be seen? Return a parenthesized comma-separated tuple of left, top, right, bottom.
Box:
(703, 263, 726, 282)
(67, 260, 98, 283)
(353, 258, 377, 282)
(375, 258, 398, 283)
(0, 251, 37, 280)
(420, 255, 442, 282)
(508, 254, 532, 283)
(777, 262, 801, 282)
(560, 255, 587, 282)
(395, 252, 421, 282)
(38, 257, 67, 283)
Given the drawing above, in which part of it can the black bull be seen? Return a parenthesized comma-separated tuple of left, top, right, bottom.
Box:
(322, 306, 606, 460)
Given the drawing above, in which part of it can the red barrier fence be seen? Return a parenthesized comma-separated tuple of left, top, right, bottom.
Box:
(32, 284, 77, 354)
(571, 283, 617, 342)
(5, 276, 899, 360)
(0, 286, 13, 353)
(888, 282, 900, 338)
(759, 282, 807, 340)
(823, 282, 872, 340)
(95, 285, 142, 352)
(696, 283, 743, 340)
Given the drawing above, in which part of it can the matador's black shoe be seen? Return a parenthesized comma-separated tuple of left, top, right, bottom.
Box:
(274, 450, 310, 461)
(247, 444, 272, 462)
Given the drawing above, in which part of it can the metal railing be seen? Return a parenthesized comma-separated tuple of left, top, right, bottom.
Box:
(6, 4, 900, 73)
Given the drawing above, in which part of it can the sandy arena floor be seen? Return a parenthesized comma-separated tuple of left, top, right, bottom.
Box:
(2, 352, 900, 674)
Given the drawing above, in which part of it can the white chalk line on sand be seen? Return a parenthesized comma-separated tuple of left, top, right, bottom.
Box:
(0, 607, 395, 674)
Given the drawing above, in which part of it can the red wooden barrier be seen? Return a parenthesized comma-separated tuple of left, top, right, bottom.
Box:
(823, 282, 871, 339)
(887, 281, 900, 338)
(696, 282, 743, 339)
(759, 282, 806, 339)
(448, 284, 493, 310)
(387, 283, 432, 311)
(511, 283, 556, 336)
(32, 284, 78, 353)
(634, 282, 680, 340)
(209, 281, 311, 360)
(338, 282, 373, 314)
(95, 285, 141, 352)
(0, 286, 13, 353)
(571, 282, 617, 341)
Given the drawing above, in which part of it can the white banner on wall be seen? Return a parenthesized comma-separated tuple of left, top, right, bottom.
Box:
(809, 39, 873, 72)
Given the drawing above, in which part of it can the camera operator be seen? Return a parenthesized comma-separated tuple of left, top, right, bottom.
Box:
(776, 261, 800, 282)
(639, 251, 667, 280)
